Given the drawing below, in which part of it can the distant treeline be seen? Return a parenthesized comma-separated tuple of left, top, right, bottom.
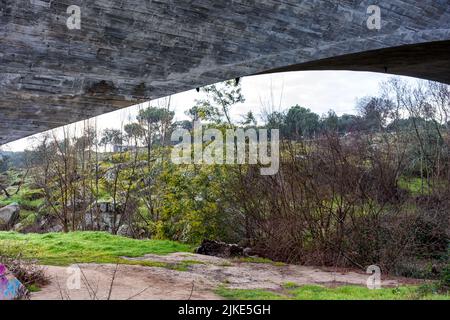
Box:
(0, 151, 26, 172)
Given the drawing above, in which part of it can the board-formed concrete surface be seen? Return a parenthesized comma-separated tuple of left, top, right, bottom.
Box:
(1, 1, 449, 144)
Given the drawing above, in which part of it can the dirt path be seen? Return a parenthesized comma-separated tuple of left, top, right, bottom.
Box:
(31, 253, 411, 300)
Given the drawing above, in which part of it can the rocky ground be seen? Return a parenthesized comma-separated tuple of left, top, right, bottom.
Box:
(31, 253, 416, 300)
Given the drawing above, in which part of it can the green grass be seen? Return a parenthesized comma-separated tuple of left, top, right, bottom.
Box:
(216, 283, 450, 300)
(173, 260, 206, 271)
(216, 286, 286, 300)
(235, 257, 274, 264)
(26, 284, 41, 293)
(234, 256, 286, 266)
(0, 231, 194, 268)
(0, 196, 44, 211)
(0, 187, 45, 210)
(398, 177, 431, 195)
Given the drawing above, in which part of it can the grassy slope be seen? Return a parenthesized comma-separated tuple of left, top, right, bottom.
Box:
(0, 188, 44, 211)
(1, 231, 447, 300)
(216, 283, 449, 300)
(0, 231, 194, 268)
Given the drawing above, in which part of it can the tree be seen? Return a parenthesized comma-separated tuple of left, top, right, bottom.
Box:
(124, 123, 144, 146)
(321, 110, 340, 133)
(285, 105, 320, 139)
(240, 111, 258, 127)
(320, 113, 362, 134)
(337, 114, 361, 134)
(137, 106, 175, 163)
(357, 97, 394, 132)
(100, 129, 123, 152)
(265, 111, 286, 132)
(201, 80, 245, 126)
(173, 120, 193, 132)
(186, 101, 222, 124)
(0, 153, 8, 172)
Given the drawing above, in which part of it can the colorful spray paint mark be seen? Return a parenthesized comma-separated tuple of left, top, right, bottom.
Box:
(0, 264, 28, 300)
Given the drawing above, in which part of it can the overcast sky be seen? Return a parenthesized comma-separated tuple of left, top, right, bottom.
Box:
(1, 70, 417, 152)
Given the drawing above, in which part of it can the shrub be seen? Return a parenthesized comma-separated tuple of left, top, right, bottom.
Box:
(0, 242, 49, 293)
(230, 134, 450, 276)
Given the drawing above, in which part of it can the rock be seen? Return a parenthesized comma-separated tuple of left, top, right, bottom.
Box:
(99, 202, 109, 213)
(243, 247, 254, 257)
(84, 200, 123, 232)
(38, 215, 63, 233)
(84, 211, 120, 233)
(47, 224, 63, 233)
(0, 203, 20, 230)
(116, 226, 145, 238)
(117, 224, 132, 237)
(195, 240, 245, 258)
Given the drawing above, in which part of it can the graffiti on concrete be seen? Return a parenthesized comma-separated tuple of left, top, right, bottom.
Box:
(0, 264, 28, 300)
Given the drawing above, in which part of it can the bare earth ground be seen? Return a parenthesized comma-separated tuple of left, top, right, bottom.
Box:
(31, 253, 417, 300)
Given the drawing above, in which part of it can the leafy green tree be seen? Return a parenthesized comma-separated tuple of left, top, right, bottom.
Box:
(285, 105, 320, 139)
(100, 129, 123, 151)
(201, 80, 245, 125)
(321, 110, 339, 133)
(0, 154, 9, 172)
(154, 163, 238, 243)
(240, 111, 258, 127)
(173, 120, 193, 132)
(337, 114, 361, 133)
(186, 100, 222, 124)
(265, 111, 286, 131)
(357, 97, 394, 131)
(124, 123, 144, 146)
(137, 107, 175, 162)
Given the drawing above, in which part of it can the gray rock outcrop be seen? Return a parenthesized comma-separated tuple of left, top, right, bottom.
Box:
(0, 203, 20, 230)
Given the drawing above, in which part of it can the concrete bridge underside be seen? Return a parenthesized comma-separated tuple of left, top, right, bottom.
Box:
(1, 0, 449, 145)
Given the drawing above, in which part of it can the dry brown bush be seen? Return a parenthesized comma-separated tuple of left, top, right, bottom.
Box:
(231, 131, 449, 277)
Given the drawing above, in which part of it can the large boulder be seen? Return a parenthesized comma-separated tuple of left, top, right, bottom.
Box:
(84, 211, 120, 233)
(116, 225, 146, 238)
(117, 224, 133, 237)
(0, 203, 20, 230)
(37, 215, 63, 233)
(195, 240, 246, 258)
(84, 201, 123, 232)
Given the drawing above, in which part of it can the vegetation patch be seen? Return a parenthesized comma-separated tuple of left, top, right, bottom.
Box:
(0, 231, 194, 268)
(0, 241, 49, 294)
(216, 284, 450, 300)
(215, 286, 286, 300)
(234, 257, 286, 266)
(398, 177, 432, 196)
